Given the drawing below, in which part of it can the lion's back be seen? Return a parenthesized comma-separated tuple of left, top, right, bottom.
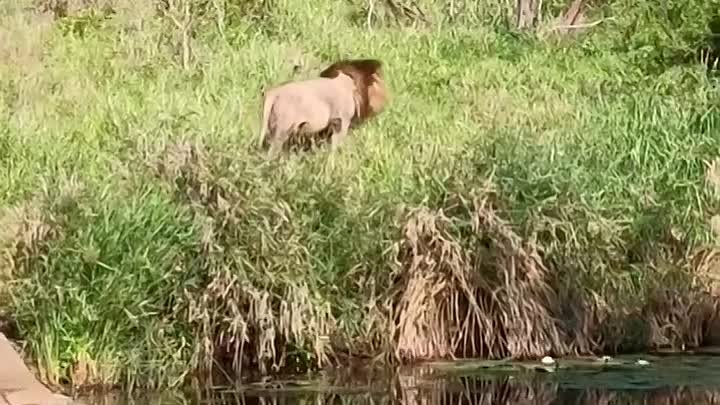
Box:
(269, 80, 332, 128)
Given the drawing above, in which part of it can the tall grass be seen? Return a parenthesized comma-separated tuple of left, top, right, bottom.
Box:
(1, 0, 720, 392)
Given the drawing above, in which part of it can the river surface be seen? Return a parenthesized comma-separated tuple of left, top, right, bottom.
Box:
(81, 354, 720, 405)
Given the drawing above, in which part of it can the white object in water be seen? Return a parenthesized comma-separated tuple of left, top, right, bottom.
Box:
(600, 355, 612, 362)
(636, 359, 650, 366)
(541, 356, 555, 365)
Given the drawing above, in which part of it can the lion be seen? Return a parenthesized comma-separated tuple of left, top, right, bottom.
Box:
(258, 58, 388, 157)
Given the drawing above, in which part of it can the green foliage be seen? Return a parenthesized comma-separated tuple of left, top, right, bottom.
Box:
(9, 183, 202, 388)
(1, 0, 720, 391)
(599, 0, 720, 74)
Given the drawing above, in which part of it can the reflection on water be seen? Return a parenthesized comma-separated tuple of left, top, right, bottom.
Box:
(84, 355, 720, 405)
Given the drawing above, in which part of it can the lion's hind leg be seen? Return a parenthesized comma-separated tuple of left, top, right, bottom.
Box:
(266, 135, 285, 159)
(265, 122, 300, 159)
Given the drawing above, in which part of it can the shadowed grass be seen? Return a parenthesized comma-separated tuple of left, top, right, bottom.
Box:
(2, 0, 720, 393)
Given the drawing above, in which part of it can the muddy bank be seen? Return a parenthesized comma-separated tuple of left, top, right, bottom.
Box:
(0, 333, 74, 405)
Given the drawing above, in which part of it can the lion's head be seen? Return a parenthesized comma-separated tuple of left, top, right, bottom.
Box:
(318, 58, 388, 124)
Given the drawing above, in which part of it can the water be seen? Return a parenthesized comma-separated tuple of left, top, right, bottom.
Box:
(82, 354, 720, 405)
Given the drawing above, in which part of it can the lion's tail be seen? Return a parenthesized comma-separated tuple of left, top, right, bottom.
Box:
(259, 91, 276, 149)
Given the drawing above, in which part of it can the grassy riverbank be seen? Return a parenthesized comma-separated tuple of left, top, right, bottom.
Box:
(2, 0, 720, 392)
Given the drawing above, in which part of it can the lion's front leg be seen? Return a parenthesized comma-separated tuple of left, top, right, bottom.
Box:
(330, 118, 350, 151)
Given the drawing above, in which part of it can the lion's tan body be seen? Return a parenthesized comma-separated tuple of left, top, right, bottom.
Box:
(260, 74, 358, 156)
(259, 58, 388, 156)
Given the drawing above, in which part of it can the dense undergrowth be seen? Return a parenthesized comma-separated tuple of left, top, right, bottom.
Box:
(2, 0, 720, 392)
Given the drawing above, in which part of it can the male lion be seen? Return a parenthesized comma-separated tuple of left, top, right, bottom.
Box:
(259, 58, 388, 157)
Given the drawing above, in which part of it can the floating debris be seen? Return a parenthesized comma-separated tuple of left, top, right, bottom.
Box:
(425, 354, 658, 378)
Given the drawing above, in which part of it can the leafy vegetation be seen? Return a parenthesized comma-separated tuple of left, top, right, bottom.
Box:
(1, 0, 720, 392)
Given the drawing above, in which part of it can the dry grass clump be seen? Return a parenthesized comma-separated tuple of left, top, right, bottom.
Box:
(149, 141, 338, 381)
(136, 136, 720, 378)
(186, 269, 336, 380)
(0, 201, 54, 279)
(33, 0, 141, 20)
(688, 246, 720, 345)
(0, 7, 54, 72)
(388, 176, 720, 362)
(643, 258, 719, 350)
(0, 199, 55, 338)
(389, 182, 568, 361)
(0, 176, 84, 280)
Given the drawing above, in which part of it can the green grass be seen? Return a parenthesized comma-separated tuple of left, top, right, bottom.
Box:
(2, 0, 720, 393)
